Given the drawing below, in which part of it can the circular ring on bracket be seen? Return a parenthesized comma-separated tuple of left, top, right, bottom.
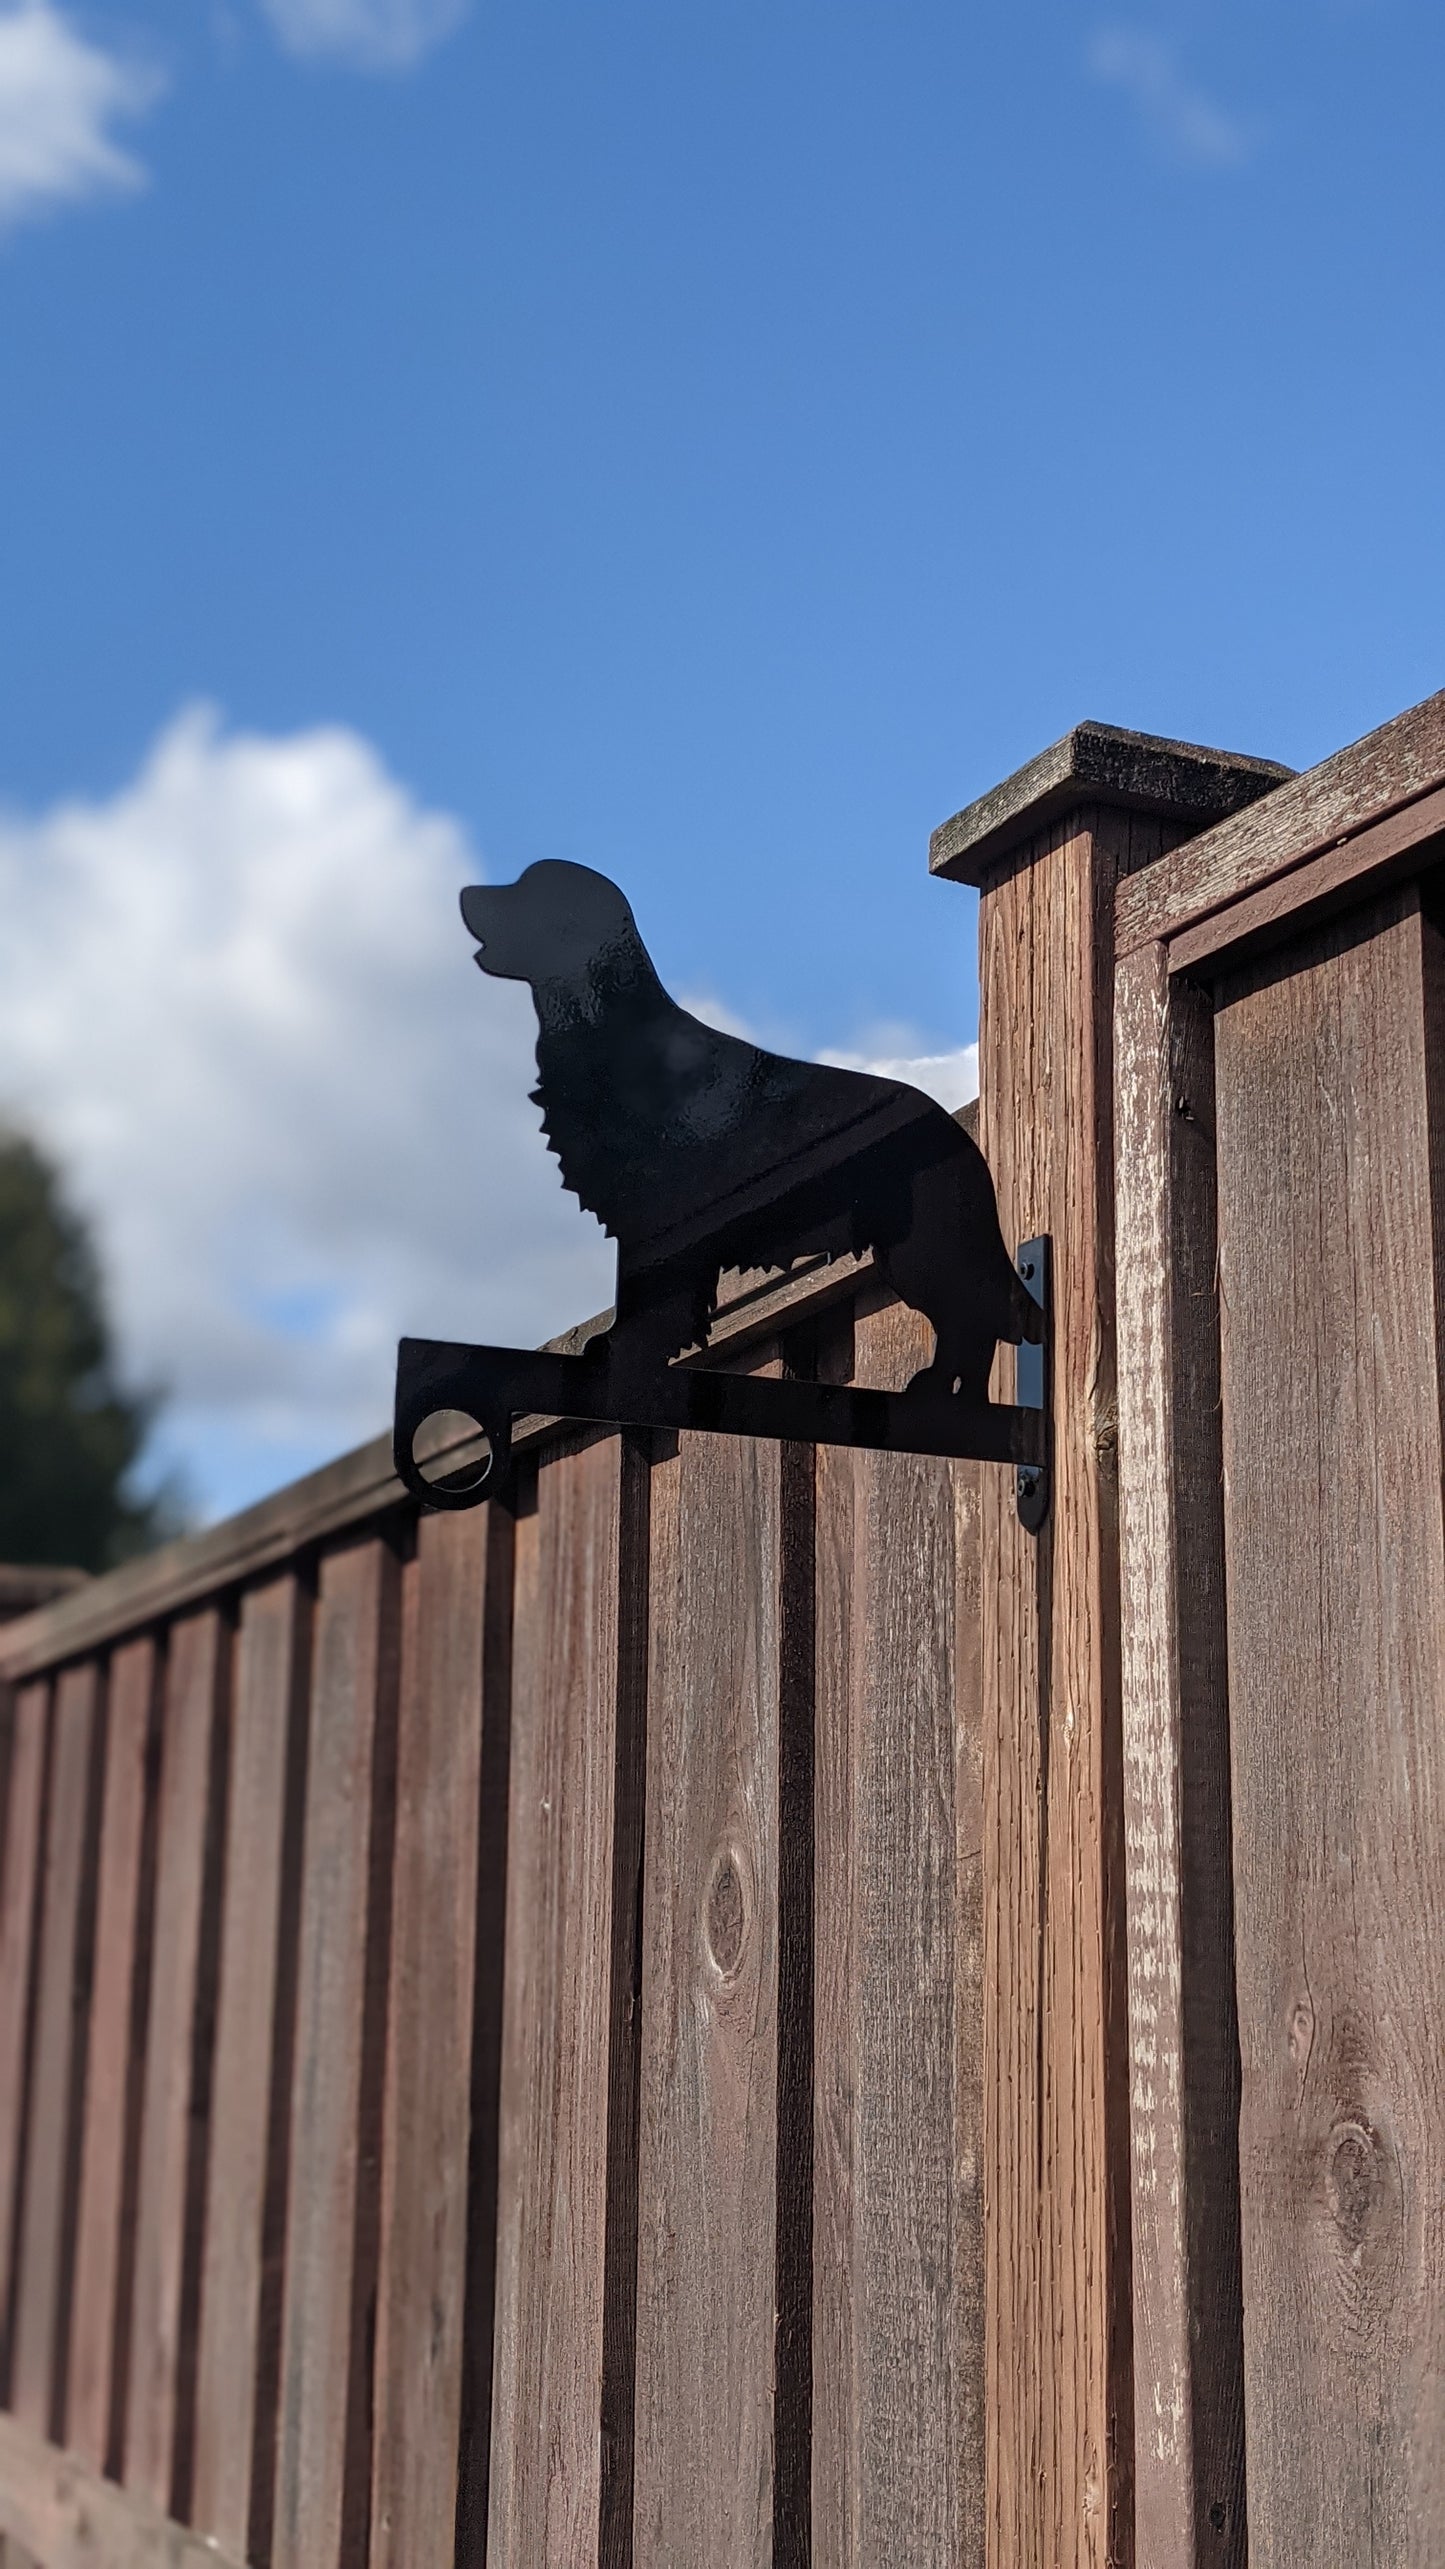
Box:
(394, 1406, 513, 1511)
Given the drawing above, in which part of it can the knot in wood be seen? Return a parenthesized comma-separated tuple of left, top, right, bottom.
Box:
(705, 1852, 746, 1977)
(1325, 2118, 1389, 2252)
(1316, 2111, 1405, 2335)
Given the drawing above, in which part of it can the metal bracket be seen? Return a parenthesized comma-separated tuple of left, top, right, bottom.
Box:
(1014, 1235, 1050, 1533)
(392, 1236, 1052, 1514)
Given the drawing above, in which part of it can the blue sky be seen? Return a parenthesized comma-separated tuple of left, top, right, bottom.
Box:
(1, 0, 1442, 1520)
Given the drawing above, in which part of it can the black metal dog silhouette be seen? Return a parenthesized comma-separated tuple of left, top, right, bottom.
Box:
(460, 860, 1039, 1403)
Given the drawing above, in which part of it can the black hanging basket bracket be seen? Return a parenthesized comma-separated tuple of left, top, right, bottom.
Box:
(391, 858, 1054, 1530)
(393, 1230, 1051, 1525)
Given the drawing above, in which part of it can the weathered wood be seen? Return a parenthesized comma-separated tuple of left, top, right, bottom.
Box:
(0, 2410, 248, 2569)
(632, 1409, 781, 2568)
(1213, 886, 1445, 2563)
(0, 1254, 873, 1687)
(1117, 687, 1445, 955)
(10, 1666, 103, 2441)
(1113, 941, 1245, 2564)
(124, 1611, 230, 2516)
(271, 1536, 400, 2569)
(67, 1638, 158, 2472)
(1165, 779, 1445, 977)
(191, 1575, 312, 2560)
(487, 1432, 622, 2563)
(368, 1506, 494, 2567)
(931, 723, 1289, 888)
(976, 804, 1146, 2569)
(0, 1683, 49, 2406)
(812, 1292, 982, 2567)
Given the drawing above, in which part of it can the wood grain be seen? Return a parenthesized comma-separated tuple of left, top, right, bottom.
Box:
(977, 805, 1146, 2569)
(67, 1638, 159, 2472)
(812, 1291, 982, 2567)
(10, 1665, 103, 2441)
(369, 1505, 494, 2568)
(0, 2410, 248, 2569)
(271, 1536, 400, 2569)
(124, 1609, 230, 2515)
(190, 1575, 312, 2561)
(1214, 886, 1445, 2563)
(1117, 687, 1445, 957)
(632, 1409, 781, 2568)
(0, 1682, 49, 2407)
(1113, 941, 1245, 2564)
(1165, 780, 1445, 978)
(487, 1432, 622, 2565)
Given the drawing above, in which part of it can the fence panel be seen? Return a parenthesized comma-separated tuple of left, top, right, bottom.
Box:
(1212, 881, 1445, 2563)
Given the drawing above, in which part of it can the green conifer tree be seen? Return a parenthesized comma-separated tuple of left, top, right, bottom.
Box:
(0, 1129, 166, 1570)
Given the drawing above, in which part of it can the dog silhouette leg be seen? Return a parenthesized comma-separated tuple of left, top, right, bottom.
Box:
(605, 1252, 714, 1378)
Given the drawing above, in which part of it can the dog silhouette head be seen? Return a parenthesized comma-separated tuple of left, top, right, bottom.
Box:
(460, 861, 645, 996)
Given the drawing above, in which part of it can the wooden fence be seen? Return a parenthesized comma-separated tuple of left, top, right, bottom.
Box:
(2, 690, 1443, 2567)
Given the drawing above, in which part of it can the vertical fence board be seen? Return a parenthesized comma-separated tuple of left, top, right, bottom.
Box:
(812, 1296, 980, 2568)
(1214, 888, 1445, 2564)
(1114, 940, 1246, 2566)
(977, 808, 1145, 2569)
(272, 1536, 399, 2569)
(369, 1506, 493, 2568)
(0, 1683, 49, 2405)
(125, 1610, 230, 2516)
(488, 1433, 621, 2565)
(632, 1421, 780, 2569)
(68, 1638, 158, 2473)
(191, 1575, 311, 2562)
(10, 1665, 103, 2440)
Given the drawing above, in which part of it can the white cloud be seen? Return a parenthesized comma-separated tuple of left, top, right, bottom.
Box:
(0, 708, 615, 1517)
(0, 2, 159, 232)
(818, 1037, 978, 1113)
(1089, 26, 1253, 167)
(258, 0, 469, 71)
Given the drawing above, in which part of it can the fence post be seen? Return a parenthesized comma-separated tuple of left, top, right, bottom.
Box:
(930, 726, 1286, 2569)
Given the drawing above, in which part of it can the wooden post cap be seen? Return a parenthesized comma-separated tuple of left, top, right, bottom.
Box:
(929, 721, 1294, 887)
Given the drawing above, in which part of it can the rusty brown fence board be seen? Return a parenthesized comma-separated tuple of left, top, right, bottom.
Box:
(271, 1532, 400, 2569)
(10, 1664, 103, 2443)
(487, 1432, 620, 2561)
(0, 1683, 50, 2412)
(123, 1608, 230, 2518)
(368, 1505, 494, 2565)
(192, 1574, 313, 2559)
(1212, 885, 1445, 2561)
(67, 1636, 158, 2476)
(813, 1293, 982, 2568)
(632, 1407, 782, 2568)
